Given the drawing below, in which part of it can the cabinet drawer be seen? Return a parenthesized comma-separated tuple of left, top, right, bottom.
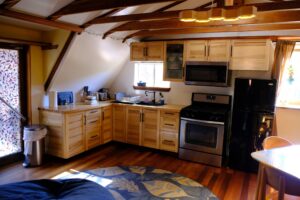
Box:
(86, 116, 101, 126)
(160, 111, 179, 131)
(160, 131, 178, 152)
(86, 109, 100, 117)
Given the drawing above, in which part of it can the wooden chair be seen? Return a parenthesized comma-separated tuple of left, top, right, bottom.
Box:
(258, 136, 300, 200)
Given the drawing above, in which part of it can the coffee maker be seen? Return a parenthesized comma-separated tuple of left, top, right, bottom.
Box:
(98, 88, 110, 101)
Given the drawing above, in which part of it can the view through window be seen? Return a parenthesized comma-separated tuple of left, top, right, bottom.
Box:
(277, 42, 300, 107)
(134, 62, 170, 88)
(0, 48, 22, 158)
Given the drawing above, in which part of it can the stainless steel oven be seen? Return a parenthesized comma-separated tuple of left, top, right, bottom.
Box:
(179, 93, 231, 167)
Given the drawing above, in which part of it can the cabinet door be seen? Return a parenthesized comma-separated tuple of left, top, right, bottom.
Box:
(130, 42, 146, 61)
(230, 39, 271, 70)
(113, 104, 127, 142)
(146, 42, 164, 61)
(102, 105, 112, 144)
(85, 109, 101, 149)
(126, 107, 142, 145)
(185, 40, 207, 61)
(65, 112, 85, 157)
(142, 108, 159, 149)
(164, 41, 185, 81)
(208, 40, 231, 62)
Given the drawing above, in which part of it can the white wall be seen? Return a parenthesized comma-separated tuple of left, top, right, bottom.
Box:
(50, 32, 130, 101)
(110, 62, 272, 105)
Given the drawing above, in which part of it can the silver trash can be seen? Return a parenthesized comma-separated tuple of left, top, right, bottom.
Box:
(23, 125, 47, 167)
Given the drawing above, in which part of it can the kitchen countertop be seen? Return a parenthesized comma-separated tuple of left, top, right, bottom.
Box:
(39, 102, 185, 113)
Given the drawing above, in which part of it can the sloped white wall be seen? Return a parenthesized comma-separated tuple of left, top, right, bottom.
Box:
(50, 32, 130, 101)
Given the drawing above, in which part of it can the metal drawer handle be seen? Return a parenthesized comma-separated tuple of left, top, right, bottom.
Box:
(165, 112, 175, 115)
(163, 140, 175, 145)
(90, 135, 98, 139)
(89, 120, 98, 124)
(164, 123, 174, 126)
(89, 110, 98, 114)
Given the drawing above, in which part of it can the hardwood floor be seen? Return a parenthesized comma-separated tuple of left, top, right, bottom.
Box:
(0, 142, 299, 200)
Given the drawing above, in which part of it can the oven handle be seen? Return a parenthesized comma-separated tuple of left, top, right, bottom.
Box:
(181, 117, 224, 125)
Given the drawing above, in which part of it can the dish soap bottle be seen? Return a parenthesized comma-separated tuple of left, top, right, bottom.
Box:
(159, 92, 164, 105)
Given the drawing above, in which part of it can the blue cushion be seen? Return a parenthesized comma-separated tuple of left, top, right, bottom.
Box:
(0, 179, 114, 200)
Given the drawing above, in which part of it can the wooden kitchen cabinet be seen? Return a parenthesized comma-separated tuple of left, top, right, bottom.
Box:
(230, 39, 272, 70)
(208, 40, 231, 61)
(185, 40, 230, 62)
(126, 106, 142, 145)
(85, 109, 101, 150)
(159, 110, 180, 152)
(40, 110, 85, 159)
(102, 105, 112, 144)
(141, 108, 160, 149)
(113, 104, 127, 142)
(130, 42, 164, 61)
(185, 40, 207, 61)
(164, 41, 185, 81)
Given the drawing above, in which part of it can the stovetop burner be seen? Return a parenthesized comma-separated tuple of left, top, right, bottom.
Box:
(180, 93, 231, 122)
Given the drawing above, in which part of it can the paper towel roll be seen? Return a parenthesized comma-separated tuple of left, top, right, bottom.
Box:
(49, 91, 58, 108)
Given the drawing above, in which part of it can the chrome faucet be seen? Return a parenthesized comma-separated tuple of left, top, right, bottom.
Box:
(145, 91, 156, 103)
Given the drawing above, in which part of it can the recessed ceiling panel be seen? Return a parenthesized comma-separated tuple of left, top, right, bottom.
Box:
(59, 10, 111, 25)
(167, 0, 211, 11)
(113, 2, 171, 16)
(12, 0, 74, 17)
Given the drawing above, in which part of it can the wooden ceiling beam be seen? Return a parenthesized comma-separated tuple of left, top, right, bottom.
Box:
(81, 8, 125, 28)
(49, 0, 184, 19)
(0, 9, 83, 32)
(112, 10, 300, 32)
(0, 0, 21, 9)
(0, 36, 58, 49)
(128, 23, 300, 38)
(88, 1, 300, 25)
(103, 0, 186, 39)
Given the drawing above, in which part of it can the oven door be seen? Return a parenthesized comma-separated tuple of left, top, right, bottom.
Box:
(180, 117, 224, 155)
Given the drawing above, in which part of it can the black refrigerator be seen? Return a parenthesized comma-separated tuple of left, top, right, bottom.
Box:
(229, 78, 277, 172)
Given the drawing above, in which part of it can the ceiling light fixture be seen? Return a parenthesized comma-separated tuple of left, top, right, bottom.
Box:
(179, 6, 257, 23)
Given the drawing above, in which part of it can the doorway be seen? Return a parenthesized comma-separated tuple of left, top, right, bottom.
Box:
(0, 44, 28, 163)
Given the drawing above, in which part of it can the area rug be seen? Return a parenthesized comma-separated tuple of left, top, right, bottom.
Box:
(54, 166, 218, 200)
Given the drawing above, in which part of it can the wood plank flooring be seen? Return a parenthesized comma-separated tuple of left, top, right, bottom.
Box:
(0, 142, 299, 200)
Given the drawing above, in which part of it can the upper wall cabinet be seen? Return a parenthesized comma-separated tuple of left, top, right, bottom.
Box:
(164, 41, 185, 81)
(185, 40, 207, 61)
(130, 42, 164, 61)
(207, 40, 231, 62)
(230, 39, 272, 71)
(185, 40, 231, 62)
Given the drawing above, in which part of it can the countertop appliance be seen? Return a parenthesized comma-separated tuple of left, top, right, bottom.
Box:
(185, 61, 229, 87)
(179, 93, 231, 167)
(228, 78, 277, 172)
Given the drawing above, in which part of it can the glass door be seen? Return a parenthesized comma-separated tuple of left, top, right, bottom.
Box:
(0, 45, 27, 162)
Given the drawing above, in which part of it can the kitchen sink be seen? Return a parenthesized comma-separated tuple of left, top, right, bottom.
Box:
(136, 101, 164, 106)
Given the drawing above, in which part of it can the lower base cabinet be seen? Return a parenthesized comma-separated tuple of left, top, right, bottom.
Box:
(112, 104, 180, 153)
(40, 105, 112, 159)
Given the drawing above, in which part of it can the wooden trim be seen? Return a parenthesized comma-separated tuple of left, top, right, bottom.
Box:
(0, 0, 20, 9)
(133, 86, 171, 92)
(103, 0, 186, 39)
(0, 36, 58, 49)
(112, 10, 300, 32)
(0, 9, 83, 32)
(143, 36, 280, 42)
(44, 32, 76, 92)
(49, 0, 184, 19)
(124, 23, 300, 39)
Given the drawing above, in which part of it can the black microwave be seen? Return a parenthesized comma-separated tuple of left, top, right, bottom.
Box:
(185, 61, 229, 87)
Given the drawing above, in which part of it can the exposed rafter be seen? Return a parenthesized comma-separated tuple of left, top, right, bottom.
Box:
(81, 8, 125, 28)
(125, 23, 300, 39)
(0, 0, 21, 9)
(44, 32, 76, 92)
(110, 10, 300, 32)
(103, 0, 187, 39)
(91, 1, 300, 25)
(48, 0, 185, 20)
(0, 36, 58, 49)
(0, 8, 83, 32)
